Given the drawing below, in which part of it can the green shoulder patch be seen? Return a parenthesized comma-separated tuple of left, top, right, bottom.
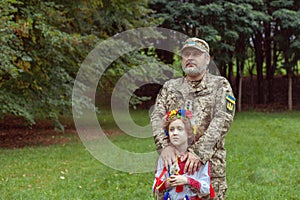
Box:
(226, 94, 235, 113)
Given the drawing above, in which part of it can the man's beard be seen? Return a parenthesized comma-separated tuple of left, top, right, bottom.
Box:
(182, 63, 206, 77)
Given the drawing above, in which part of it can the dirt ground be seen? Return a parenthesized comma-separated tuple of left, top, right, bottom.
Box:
(0, 116, 125, 149)
(0, 116, 78, 149)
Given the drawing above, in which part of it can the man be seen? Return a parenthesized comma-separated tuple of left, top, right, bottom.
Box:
(150, 37, 235, 199)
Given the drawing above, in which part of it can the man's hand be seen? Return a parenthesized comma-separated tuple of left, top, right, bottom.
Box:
(168, 175, 187, 187)
(161, 145, 176, 169)
(182, 152, 201, 175)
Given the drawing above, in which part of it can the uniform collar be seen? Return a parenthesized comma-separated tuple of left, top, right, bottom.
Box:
(184, 70, 208, 91)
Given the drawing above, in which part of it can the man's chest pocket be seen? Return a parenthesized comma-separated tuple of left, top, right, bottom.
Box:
(166, 90, 184, 110)
(194, 94, 214, 127)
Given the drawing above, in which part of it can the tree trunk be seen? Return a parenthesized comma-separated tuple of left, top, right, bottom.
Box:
(288, 73, 293, 111)
(264, 0, 276, 104)
(219, 61, 227, 78)
(238, 73, 243, 112)
(253, 33, 264, 104)
(239, 60, 245, 112)
(236, 59, 240, 104)
(228, 58, 233, 85)
(250, 73, 254, 108)
(270, 43, 278, 106)
(236, 56, 244, 112)
(265, 21, 274, 104)
(284, 47, 293, 111)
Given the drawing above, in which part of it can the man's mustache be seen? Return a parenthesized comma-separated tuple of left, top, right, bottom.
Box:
(185, 60, 196, 67)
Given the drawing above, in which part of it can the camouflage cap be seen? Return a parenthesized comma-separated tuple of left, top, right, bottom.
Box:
(181, 37, 210, 54)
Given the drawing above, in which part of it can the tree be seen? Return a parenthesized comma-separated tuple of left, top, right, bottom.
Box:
(149, 0, 300, 110)
(1, 0, 88, 129)
(149, 0, 269, 110)
(272, 1, 300, 110)
(0, 0, 161, 128)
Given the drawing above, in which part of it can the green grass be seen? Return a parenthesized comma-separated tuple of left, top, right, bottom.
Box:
(1, 111, 299, 199)
(226, 112, 300, 199)
(97, 109, 151, 130)
(0, 143, 154, 200)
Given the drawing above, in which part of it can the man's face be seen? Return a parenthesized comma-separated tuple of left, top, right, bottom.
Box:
(181, 48, 210, 77)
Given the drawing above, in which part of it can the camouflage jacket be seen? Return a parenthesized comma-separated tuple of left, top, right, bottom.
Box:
(150, 71, 235, 178)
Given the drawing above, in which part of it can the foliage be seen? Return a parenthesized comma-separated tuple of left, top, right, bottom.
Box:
(0, 0, 160, 128)
(272, 5, 300, 72)
(100, 47, 178, 110)
(149, 0, 300, 107)
(149, 0, 268, 74)
(0, 0, 97, 127)
(1, 0, 300, 125)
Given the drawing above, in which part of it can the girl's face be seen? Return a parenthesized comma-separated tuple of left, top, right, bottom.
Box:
(168, 119, 188, 147)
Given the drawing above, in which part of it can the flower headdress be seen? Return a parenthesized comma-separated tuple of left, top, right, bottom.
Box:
(164, 109, 192, 120)
(163, 109, 197, 136)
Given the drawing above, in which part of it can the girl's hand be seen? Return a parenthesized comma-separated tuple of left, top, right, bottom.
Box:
(168, 175, 187, 187)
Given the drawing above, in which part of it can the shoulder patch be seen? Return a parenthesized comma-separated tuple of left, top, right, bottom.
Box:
(226, 94, 235, 113)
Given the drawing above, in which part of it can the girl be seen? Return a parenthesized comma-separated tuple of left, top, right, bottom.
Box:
(152, 109, 214, 200)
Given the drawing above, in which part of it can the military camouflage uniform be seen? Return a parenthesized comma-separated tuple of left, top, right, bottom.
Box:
(150, 71, 235, 200)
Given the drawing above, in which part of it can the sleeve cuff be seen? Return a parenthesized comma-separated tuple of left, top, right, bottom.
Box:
(187, 147, 206, 165)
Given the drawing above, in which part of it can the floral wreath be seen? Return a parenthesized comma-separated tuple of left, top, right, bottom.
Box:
(164, 109, 192, 120)
(163, 109, 197, 136)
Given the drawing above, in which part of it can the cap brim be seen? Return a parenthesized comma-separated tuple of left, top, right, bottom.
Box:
(181, 45, 207, 53)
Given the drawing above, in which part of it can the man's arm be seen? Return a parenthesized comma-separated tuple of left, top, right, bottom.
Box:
(150, 85, 169, 152)
(150, 83, 177, 167)
(189, 78, 235, 164)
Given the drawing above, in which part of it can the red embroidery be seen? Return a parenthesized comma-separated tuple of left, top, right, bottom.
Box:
(187, 177, 201, 190)
(156, 180, 167, 192)
(154, 166, 168, 192)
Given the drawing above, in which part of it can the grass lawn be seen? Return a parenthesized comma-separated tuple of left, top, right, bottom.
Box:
(0, 111, 299, 199)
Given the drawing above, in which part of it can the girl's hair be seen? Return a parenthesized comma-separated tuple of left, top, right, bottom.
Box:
(162, 109, 195, 145)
